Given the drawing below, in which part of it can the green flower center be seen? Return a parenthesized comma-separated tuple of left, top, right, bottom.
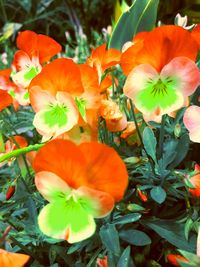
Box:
(43, 103, 69, 128)
(151, 79, 168, 96)
(24, 66, 40, 81)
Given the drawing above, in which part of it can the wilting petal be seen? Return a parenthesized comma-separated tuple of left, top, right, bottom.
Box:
(161, 57, 200, 97)
(75, 186, 114, 218)
(35, 171, 71, 202)
(0, 89, 12, 111)
(79, 142, 128, 201)
(183, 105, 200, 143)
(33, 140, 87, 189)
(167, 254, 188, 266)
(0, 249, 30, 267)
(38, 199, 96, 243)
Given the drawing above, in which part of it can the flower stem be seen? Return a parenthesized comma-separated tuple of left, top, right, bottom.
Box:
(158, 115, 166, 159)
(0, 143, 44, 163)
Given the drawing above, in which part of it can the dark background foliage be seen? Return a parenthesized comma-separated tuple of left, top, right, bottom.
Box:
(0, 0, 200, 48)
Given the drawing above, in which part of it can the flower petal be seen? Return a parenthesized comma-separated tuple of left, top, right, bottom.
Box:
(0, 249, 30, 267)
(38, 199, 96, 243)
(78, 142, 128, 201)
(35, 171, 71, 202)
(75, 186, 114, 218)
(0, 89, 12, 111)
(183, 105, 200, 143)
(33, 139, 87, 189)
(123, 63, 184, 117)
(29, 58, 84, 96)
(161, 57, 200, 97)
(29, 86, 56, 112)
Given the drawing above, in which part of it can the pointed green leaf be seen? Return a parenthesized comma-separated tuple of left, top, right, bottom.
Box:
(150, 186, 166, 204)
(143, 127, 157, 163)
(119, 229, 151, 246)
(109, 0, 159, 50)
(100, 224, 120, 256)
(113, 213, 141, 225)
(117, 246, 131, 267)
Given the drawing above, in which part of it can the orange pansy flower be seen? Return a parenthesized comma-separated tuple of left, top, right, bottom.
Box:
(12, 30, 61, 88)
(0, 249, 30, 267)
(33, 139, 128, 243)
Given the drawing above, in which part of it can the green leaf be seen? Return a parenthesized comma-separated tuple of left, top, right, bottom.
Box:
(100, 224, 120, 256)
(150, 186, 166, 204)
(117, 246, 131, 267)
(178, 250, 200, 266)
(144, 219, 196, 252)
(113, 213, 141, 225)
(168, 134, 190, 169)
(109, 0, 159, 50)
(119, 229, 151, 246)
(184, 218, 193, 241)
(143, 127, 157, 163)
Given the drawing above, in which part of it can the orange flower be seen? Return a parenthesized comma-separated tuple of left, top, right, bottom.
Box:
(29, 59, 104, 141)
(167, 254, 188, 266)
(188, 164, 200, 197)
(87, 44, 121, 80)
(33, 139, 128, 242)
(0, 249, 30, 267)
(12, 30, 61, 88)
(97, 256, 108, 267)
(100, 99, 127, 132)
(121, 25, 198, 75)
(0, 89, 12, 111)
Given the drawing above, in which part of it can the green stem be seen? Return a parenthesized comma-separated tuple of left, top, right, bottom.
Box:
(158, 115, 166, 159)
(129, 99, 156, 176)
(0, 143, 43, 163)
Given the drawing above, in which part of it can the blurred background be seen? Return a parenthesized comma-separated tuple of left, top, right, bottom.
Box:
(0, 0, 200, 50)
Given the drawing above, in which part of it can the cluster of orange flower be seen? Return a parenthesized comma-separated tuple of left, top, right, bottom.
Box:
(0, 22, 200, 266)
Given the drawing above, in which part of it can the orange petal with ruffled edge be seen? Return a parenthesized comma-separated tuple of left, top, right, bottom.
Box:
(79, 142, 128, 201)
(29, 58, 84, 96)
(16, 30, 61, 63)
(191, 24, 200, 49)
(121, 31, 148, 75)
(122, 26, 198, 74)
(17, 30, 38, 58)
(87, 44, 121, 73)
(0, 89, 12, 111)
(33, 139, 87, 189)
(0, 249, 30, 267)
(137, 25, 198, 72)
